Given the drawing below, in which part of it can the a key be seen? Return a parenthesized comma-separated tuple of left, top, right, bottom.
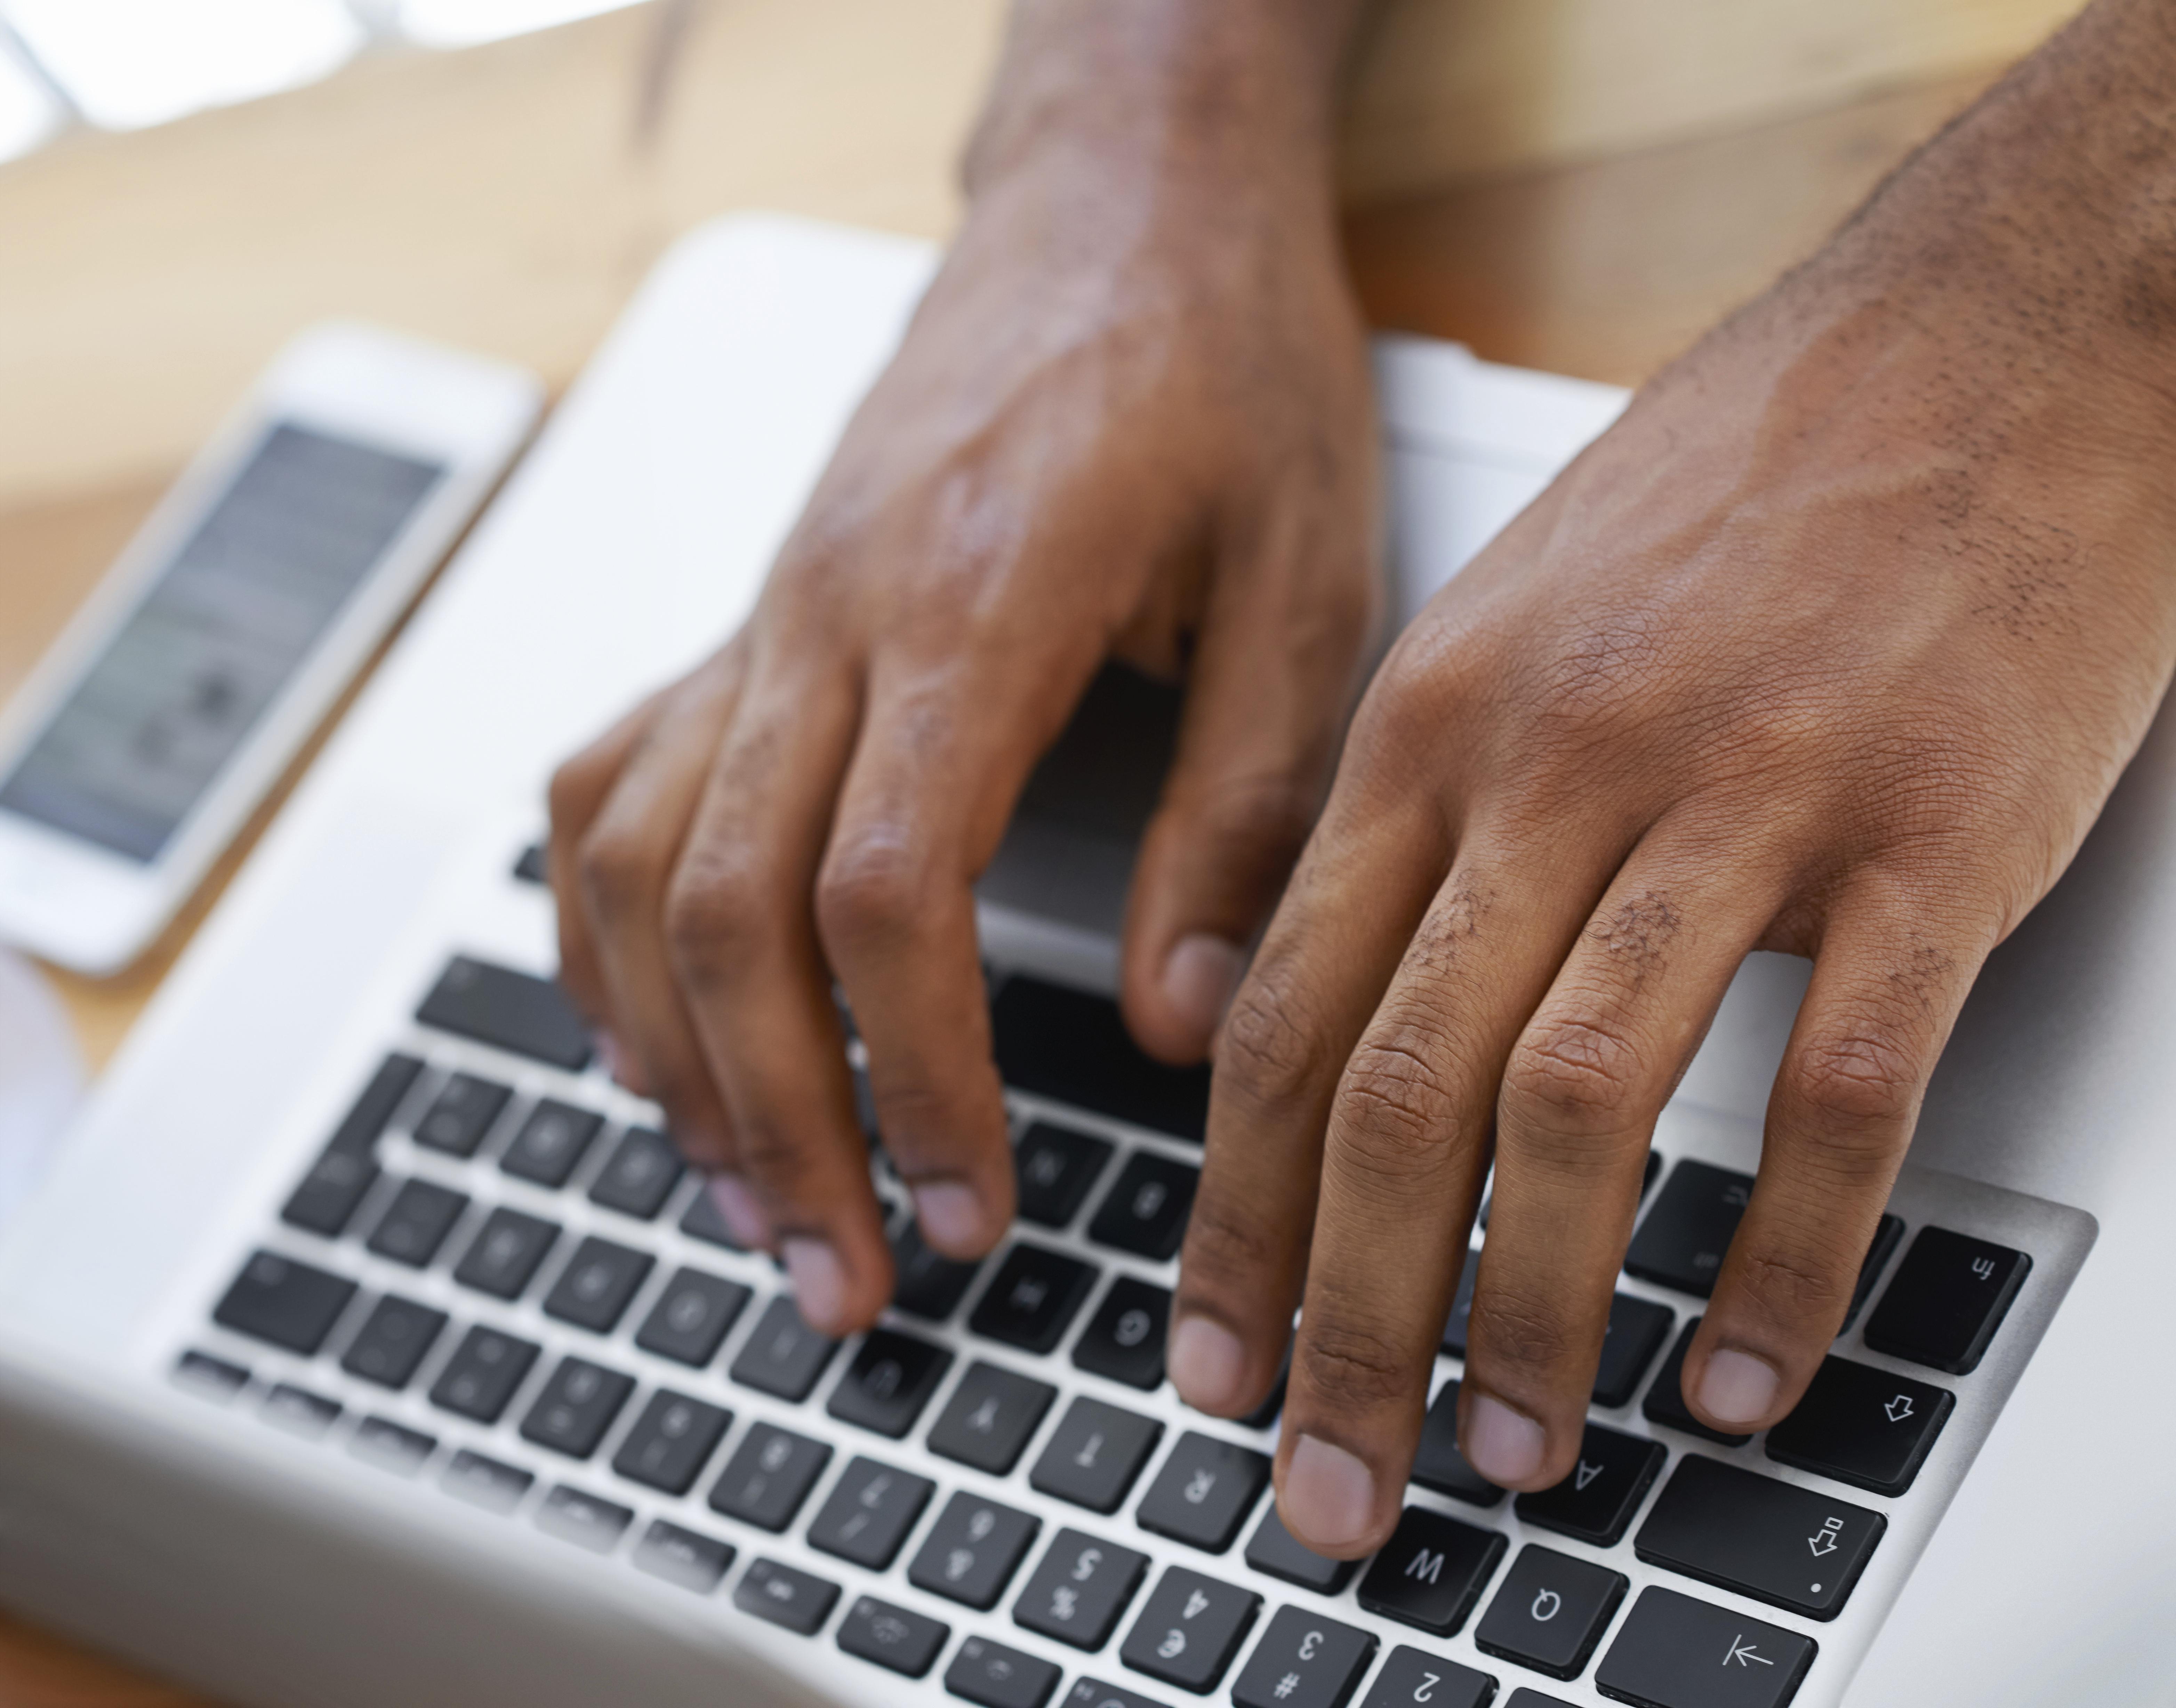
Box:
(451, 1207, 560, 1300)
(837, 1594, 950, 1679)
(512, 842, 549, 884)
(1015, 1120, 1116, 1227)
(1086, 1151, 1198, 1262)
(990, 973, 1211, 1142)
(707, 1422, 832, 1531)
(1135, 1429, 1270, 1553)
(805, 1455, 936, 1570)
(586, 1127, 684, 1220)
(1634, 1454, 1884, 1620)
(213, 1250, 356, 1354)
(1863, 1226, 2030, 1374)
(891, 1219, 983, 1321)
(631, 1519, 736, 1594)
(729, 1294, 840, 1401)
(542, 1235, 654, 1333)
(1013, 1527, 1151, 1650)
(635, 1267, 750, 1367)
(969, 1243, 1099, 1354)
(415, 956, 591, 1071)
(428, 1326, 540, 1424)
(1504, 1694, 1581, 1708)
(1071, 1275, 1170, 1390)
(908, 1491, 1041, 1611)
(611, 1389, 731, 1495)
(1439, 1247, 1482, 1357)
(1232, 1605, 1377, 1708)
(1623, 1161, 1753, 1297)
(499, 1099, 604, 1188)
(928, 1360, 1057, 1475)
(534, 1485, 634, 1553)
(1117, 1566, 1261, 1694)
(946, 1635, 1063, 1708)
(827, 1328, 952, 1437)
(261, 1383, 342, 1437)
(1358, 1646, 1498, 1708)
(1514, 1419, 1667, 1547)
(364, 1178, 469, 1267)
(1412, 1380, 1506, 1507)
(440, 1448, 534, 1514)
(349, 1415, 436, 1475)
(733, 1557, 840, 1637)
(1060, 1682, 1165, 1708)
(173, 1349, 249, 1401)
(412, 1072, 510, 1158)
(1763, 1355, 1953, 1496)
(339, 1294, 448, 1389)
(280, 1147, 382, 1239)
(1592, 1293, 1676, 1408)
(1356, 1506, 1508, 1636)
(1594, 1586, 1817, 1708)
(1244, 1506, 1360, 1596)
(1031, 1396, 1164, 1514)
(1473, 1544, 1627, 1681)
(678, 1183, 749, 1251)
(326, 1053, 425, 1155)
(519, 1356, 634, 1458)
(1641, 1318, 1752, 1446)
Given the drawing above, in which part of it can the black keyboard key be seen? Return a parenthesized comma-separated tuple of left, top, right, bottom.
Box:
(324, 1053, 425, 1155)
(173, 1350, 250, 1401)
(838, 1594, 950, 1679)
(1593, 1292, 1675, 1408)
(1359, 1647, 1497, 1708)
(1595, 1585, 1817, 1708)
(731, 1294, 841, 1401)
(1642, 1318, 1751, 1446)
(1863, 1225, 2030, 1374)
(1439, 1247, 1482, 1357)
(635, 1266, 752, 1367)
(1356, 1507, 1508, 1636)
(891, 1219, 983, 1321)
(587, 1126, 684, 1219)
(1623, 1161, 1750, 1297)
(929, 1360, 1058, 1475)
(440, 1448, 534, 1513)
(910, 1491, 1042, 1610)
(543, 1235, 654, 1332)
(1504, 1693, 1579, 1708)
(734, 1557, 841, 1636)
(1244, 1506, 1360, 1596)
(500, 1099, 604, 1187)
(339, 1295, 448, 1389)
(1636, 1455, 1883, 1620)
(1135, 1428, 1270, 1553)
(807, 1455, 936, 1569)
(1086, 1152, 1198, 1262)
(280, 1148, 382, 1239)
(1032, 1396, 1164, 1514)
(1234, 1605, 1377, 1708)
(452, 1207, 560, 1300)
(429, 1326, 541, 1423)
(261, 1382, 342, 1437)
(415, 956, 592, 1071)
(948, 1636, 1062, 1708)
(632, 1519, 736, 1593)
(708, 1422, 832, 1531)
(1061, 1683, 1165, 1708)
(970, 1243, 1099, 1354)
(1474, 1544, 1627, 1680)
(364, 1178, 469, 1267)
(1764, 1356, 1953, 1496)
(1118, 1566, 1260, 1694)
(677, 1181, 749, 1251)
(535, 1485, 635, 1553)
(350, 1415, 436, 1475)
(513, 841, 549, 884)
(1515, 1419, 1666, 1549)
(1412, 1380, 1505, 1507)
(213, 1251, 356, 1355)
(412, 1072, 511, 1158)
(1015, 1120, 1115, 1226)
(520, 1356, 635, 1458)
(827, 1328, 952, 1437)
(1842, 1212, 1905, 1333)
(612, 1389, 731, 1495)
(1015, 1527, 1151, 1649)
(1072, 1275, 1170, 1390)
(990, 973, 1211, 1141)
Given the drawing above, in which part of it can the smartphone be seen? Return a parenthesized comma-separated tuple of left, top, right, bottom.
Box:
(0, 323, 543, 975)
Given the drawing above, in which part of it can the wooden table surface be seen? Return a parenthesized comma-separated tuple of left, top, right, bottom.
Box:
(0, 0, 2049, 1699)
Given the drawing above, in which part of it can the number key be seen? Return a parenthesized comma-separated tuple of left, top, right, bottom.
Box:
(1358, 1646, 1498, 1708)
(1232, 1605, 1376, 1708)
(1013, 1527, 1150, 1650)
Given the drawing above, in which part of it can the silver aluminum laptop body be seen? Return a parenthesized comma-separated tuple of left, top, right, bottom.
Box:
(0, 216, 2166, 1708)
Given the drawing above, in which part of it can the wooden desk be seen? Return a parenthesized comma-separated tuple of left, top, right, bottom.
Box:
(0, 0, 2039, 1698)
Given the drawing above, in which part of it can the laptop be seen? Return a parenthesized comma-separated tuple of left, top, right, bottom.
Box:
(0, 215, 2166, 1708)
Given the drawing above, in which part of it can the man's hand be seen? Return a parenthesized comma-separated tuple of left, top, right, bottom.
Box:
(546, 0, 1377, 1334)
(1171, 0, 2176, 1555)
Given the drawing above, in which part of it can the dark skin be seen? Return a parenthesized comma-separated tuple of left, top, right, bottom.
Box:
(551, 0, 2176, 1557)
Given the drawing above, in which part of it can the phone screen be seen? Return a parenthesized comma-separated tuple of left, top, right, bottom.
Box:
(0, 424, 444, 864)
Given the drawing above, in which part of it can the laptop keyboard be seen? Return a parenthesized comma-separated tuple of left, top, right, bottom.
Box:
(174, 871, 2089, 1708)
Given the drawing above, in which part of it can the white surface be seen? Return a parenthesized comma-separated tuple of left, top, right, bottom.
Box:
(0, 32, 60, 161)
(395, 0, 644, 48)
(0, 951, 78, 1231)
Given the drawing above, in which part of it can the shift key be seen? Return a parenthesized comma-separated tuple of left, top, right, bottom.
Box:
(1634, 1456, 1883, 1621)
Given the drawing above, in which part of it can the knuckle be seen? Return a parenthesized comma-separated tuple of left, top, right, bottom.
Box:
(576, 828, 658, 923)
(662, 864, 765, 988)
(1300, 1314, 1420, 1412)
(1181, 1189, 1285, 1283)
(815, 830, 931, 957)
(1786, 1027, 1922, 1139)
(1734, 1242, 1852, 1322)
(546, 752, 601, 828)
(1501, 1010, 1647, 1142)
(1329, 1024, 1473, 1179)
(1217, 959, 1333, 1110)
(1190, 773, 1317, 870)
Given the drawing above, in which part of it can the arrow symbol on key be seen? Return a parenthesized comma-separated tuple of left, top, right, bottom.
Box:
(1884, 1394, 1914, 1423)
(1725, 1635, 1774, 1668)
(1808, 1531, 1839, 1557)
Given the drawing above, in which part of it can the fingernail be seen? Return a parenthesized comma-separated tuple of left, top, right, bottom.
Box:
(1170, 1316, 1247, 1413)
(1162, 934, 1245, 1048)
(706, 1176, 770, 1249)
(784, 1238, 847, 1331)
(912, 1181, 988, 1252)
(1282, 1434, 1376, 1552)
(1463, 1392, 1546, 1486)
(1697, 1346, 1781, 1426)
(595, 1031, 630, 1086)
